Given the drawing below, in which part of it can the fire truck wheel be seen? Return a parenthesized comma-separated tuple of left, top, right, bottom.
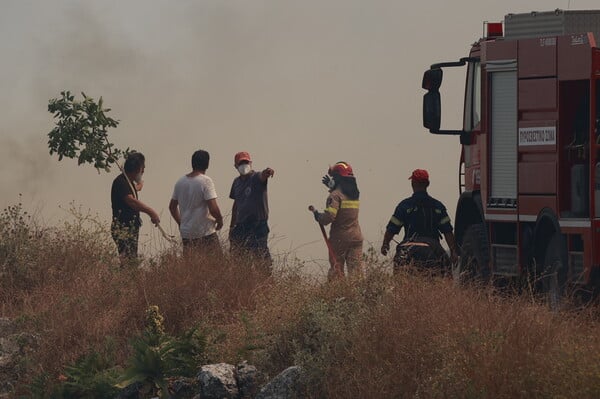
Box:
(541, 232, 568, 310)
(455, 223, 490, 284)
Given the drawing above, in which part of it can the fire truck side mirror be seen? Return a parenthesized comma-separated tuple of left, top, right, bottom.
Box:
(422, 68, 443, 90)
(423, 91, 441, 133)
(422, 68, 443, 133)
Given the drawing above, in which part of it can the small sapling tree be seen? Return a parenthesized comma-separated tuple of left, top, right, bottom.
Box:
(48, 90, 131, 172)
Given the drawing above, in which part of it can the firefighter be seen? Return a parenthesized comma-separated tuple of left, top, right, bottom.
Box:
(313, 161, 364, 279)
(380, 169, 457, 273)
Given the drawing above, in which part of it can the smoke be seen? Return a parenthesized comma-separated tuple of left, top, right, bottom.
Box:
(0, 135, 53, 199)
(2, 0, 599, 269)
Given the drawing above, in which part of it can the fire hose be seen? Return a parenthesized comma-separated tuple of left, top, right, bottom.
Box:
(308, 205, 342, 279)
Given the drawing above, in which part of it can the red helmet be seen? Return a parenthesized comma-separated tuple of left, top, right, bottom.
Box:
(409, 169, 429, 183)
(234, 151, 252, 165)
(328, 161, 353, 177)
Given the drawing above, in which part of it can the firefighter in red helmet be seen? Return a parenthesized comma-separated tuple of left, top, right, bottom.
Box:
(381, 169, 458, 273)
(314, 161, 364, 279)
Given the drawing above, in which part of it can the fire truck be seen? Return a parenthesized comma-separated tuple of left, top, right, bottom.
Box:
(421, 9, 600, 304)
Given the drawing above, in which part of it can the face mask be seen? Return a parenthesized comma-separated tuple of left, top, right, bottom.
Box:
(134, 173, 143, 183)
(327, 176, 336, 189)
(237, 164, 252, 176)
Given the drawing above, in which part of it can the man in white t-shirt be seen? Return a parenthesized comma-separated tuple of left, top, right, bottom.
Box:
(169, 150, 224, 258)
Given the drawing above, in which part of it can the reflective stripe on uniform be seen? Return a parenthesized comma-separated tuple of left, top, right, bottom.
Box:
(325, 207, 338, 216)
(434, 209, 442, 214)
(390, 216, 403, 226)
(400, 241, 430, 248)
(440, 216, 450, 225)
(340, 200, 360, 209)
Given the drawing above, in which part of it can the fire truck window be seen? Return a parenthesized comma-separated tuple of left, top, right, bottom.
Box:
(473, 63, 481, 128)
(463, 61, 481, 132)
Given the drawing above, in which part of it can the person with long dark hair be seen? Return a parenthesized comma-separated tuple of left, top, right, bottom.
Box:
(314, 161, 364, 279)
(110, 152, 160, 267)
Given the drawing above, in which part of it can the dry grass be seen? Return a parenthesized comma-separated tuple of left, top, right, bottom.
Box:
(4, 253, 272, 379)
(242, 269, 600, 398)
(1, 206, 600, 398)
(321, 274, 600, 398)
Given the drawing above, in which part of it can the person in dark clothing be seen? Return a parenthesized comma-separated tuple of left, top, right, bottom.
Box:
(111, 152, 160, 266)
(229, 151, 274, 268)
(380, 169, 457, 273)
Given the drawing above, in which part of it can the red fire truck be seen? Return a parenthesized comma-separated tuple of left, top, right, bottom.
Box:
(422, 9, 600, 304)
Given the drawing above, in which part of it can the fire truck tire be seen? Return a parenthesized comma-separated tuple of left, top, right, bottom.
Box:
(455, 223, 490, 284)
(541, 232, 568, 309)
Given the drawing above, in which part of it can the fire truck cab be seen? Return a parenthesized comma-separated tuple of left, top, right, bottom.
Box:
(422, 9, 600, 303)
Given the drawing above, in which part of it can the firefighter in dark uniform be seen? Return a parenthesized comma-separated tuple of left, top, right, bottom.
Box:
(380, 169, 457, 273)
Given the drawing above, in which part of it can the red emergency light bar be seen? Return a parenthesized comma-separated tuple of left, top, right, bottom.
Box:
(486, 22, 503, 38)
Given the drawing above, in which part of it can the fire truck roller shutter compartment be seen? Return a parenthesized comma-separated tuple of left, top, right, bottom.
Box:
(488, 61, 518, 207)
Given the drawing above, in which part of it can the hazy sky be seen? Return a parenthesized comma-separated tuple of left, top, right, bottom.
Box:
(1, 0, 598, 273)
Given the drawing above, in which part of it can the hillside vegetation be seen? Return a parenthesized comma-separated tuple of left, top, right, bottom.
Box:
(1, 202, 599, 398)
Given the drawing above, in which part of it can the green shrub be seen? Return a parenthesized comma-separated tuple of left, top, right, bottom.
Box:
(116, 306, 208, 398)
